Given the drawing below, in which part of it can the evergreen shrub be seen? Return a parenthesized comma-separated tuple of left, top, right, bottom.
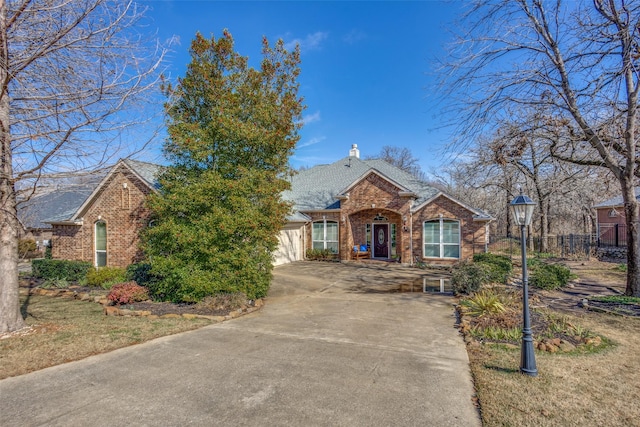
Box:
(86, 267, 127, 289)
(32, 259, 92, 281)
(451, 261, 489, 295)
(529, 263, 574, 290)
(473, 253, 513, 284)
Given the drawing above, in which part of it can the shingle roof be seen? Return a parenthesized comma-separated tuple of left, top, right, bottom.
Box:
(283, 156, 440, 211)
(18, 159, 163, 227)
(594, 188, 640, 208)
(18, 178, 103, 229)
(123, 159, 162, 189)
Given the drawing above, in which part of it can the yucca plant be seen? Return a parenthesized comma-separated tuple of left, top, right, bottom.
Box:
(460, 289, 507, 317)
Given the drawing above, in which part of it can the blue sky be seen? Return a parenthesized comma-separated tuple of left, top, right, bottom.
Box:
(140, 1, 464, 174)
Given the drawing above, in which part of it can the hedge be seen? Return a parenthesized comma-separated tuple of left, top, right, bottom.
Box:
(32, 259, 92, 281)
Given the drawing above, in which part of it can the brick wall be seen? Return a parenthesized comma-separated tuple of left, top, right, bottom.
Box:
(340, 173, 412, 262)
(412, 195, 487, 264)
(51, 225, 82, 260)
(52, 164, 153, 268)
(596, 206, 625, 226)
(301, 173, 488, 264)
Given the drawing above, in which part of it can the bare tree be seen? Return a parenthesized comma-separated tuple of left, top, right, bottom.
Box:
(442, 0, 640, 296)
(0, 0, 167, 333)
(366, 145, 426, 180)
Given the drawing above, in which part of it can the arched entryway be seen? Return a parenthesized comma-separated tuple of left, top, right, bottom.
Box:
(348, 210, 401, 260)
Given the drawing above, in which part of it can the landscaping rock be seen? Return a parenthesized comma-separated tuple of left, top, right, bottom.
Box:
(160, 314, 181, 319)
(558, 341, 576, 352)
(104, 306, 120, 316)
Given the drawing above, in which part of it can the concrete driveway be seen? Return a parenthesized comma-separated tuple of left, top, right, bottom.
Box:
(0, 261, 480, 426)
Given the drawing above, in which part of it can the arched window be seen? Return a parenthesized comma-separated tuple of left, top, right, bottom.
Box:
(423, 219, 460, 259)
(312, 220, 339, 253)
(95, 221, 107, 267)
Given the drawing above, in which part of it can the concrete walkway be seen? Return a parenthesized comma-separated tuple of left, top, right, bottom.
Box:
(0, 261, 480, 426)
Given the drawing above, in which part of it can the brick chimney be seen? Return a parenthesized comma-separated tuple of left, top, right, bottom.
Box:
(349, 144, 360, 158)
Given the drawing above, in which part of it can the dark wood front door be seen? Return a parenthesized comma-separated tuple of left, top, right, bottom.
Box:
(373, 224, 389, 258)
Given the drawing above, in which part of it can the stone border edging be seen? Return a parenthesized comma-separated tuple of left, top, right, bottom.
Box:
(24, 287, 264, 322)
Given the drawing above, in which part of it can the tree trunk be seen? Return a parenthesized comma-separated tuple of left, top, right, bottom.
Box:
(538, 198, 549, 253)
(0, 0, 24, 334)
(621, 179, 640, 296)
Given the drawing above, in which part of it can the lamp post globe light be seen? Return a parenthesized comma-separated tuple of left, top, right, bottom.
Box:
(510, 191, 538, 377)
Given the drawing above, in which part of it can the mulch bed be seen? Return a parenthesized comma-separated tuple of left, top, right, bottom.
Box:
(19, 279, 237, 317)
(585, 300, 640, 316)
(120, 301, 232, 317)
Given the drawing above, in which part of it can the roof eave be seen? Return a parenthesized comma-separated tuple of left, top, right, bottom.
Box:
(46, 220, 83, 226)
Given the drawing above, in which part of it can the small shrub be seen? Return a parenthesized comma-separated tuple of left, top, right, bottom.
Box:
(32, 259, 92, 281)
(41, 277, 70, 289)
(306, 248, 320, 260)
(86, 267, 127, 289)
(18, 239, 37, 258)
(473, 253, 513, 284)
(107, 281, 150, 305)
(529, 263, 574, 290)
(126, 262, 161, 288)
(306, 248, 336, 261)
(473, 253, 512, 273)
(460, 289, 507, 317)
(451, 261, 489, 295)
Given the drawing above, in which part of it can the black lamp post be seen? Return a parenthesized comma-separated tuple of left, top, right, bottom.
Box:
(510, 191, 538, 377)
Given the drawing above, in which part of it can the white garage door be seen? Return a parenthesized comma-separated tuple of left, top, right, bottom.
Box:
(274, 227, 303, 266)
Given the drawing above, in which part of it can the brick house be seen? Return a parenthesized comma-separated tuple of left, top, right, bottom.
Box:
(593, 190, 639, 247)
(47, 159, 160, 268)
(18, 176, 103, 253)
(43, 145, 491, 268)
(281, 145, 492, 265)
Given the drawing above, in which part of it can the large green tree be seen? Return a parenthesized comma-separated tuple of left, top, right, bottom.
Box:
(143, 30, 304, 302)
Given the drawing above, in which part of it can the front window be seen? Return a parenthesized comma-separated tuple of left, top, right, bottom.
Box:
(423, 219, 460, 259)
(312, 220, 338, 253)
(95, 221, 107, 267)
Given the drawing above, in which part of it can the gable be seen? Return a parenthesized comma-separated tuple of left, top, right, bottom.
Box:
(413, 193, 492, 221)
(284, 156, 437, 211)
(73, 162, 156, 221)
(338, 169, 412, 197)
(339, 170, 416, 212)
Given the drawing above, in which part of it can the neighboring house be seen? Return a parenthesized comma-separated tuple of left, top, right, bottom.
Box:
(47, 159, 161, 268)
(38, 145, 492, 268)
(281, 145, 492, 265)
(17, 176, 104, 252)
(593, 190, 639, 247)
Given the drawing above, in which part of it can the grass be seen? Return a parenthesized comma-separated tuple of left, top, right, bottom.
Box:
(0, 293, 212, 380)
(466, 260, 640, 426)
(469, 313, 640, 426)
(589, 295, 640, 304)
